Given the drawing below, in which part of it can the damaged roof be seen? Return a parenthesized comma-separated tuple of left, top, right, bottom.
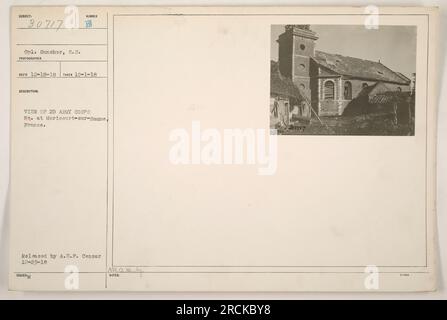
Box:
(313, 51, 410, 85)
(270, 61, 304, 100)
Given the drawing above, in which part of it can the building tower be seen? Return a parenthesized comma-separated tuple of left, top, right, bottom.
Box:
(277, 25, 318, 101)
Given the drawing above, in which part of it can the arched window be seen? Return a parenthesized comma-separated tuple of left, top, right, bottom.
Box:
(344, 81, 352, 100)
(362, 83, 369, 89)
(324, 81, 335, 100)
(397, 87, 402, 92)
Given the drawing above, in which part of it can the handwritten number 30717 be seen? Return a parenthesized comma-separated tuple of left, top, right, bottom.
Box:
(27, 19, 64, 30)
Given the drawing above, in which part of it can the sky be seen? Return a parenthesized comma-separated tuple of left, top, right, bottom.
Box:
(271, 25, 417, 78)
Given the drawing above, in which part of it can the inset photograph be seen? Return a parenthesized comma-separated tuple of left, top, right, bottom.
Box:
(270, 25, 416, 135)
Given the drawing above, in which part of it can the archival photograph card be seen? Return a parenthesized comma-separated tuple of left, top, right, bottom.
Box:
(9, 6, 439, 291)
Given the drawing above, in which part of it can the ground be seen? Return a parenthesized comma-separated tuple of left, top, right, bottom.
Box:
(276, 113, 415, 136)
